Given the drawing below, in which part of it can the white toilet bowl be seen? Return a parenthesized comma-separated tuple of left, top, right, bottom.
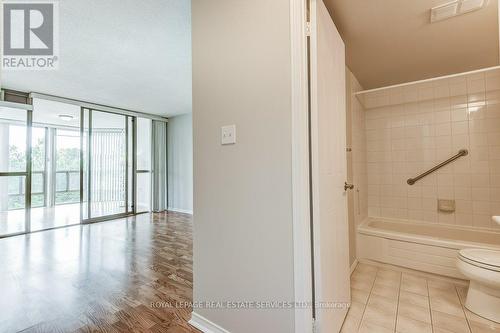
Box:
(457, 248, 500, 323)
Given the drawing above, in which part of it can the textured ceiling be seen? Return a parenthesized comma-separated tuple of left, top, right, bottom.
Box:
(1, 0, 192, 117)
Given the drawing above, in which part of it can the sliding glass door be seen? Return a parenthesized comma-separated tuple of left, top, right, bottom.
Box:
(83, 109, 135, 222)
(0, 96, 159, 238)
(31, 99, 81, 232)
(0, 104, 31, 237)
(136, 118, 152, 213)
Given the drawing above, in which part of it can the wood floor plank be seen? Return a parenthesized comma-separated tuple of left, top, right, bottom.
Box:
(0, 211, 201, 333)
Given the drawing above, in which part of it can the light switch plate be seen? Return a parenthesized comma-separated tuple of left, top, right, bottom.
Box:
(221, 125, 236, 145)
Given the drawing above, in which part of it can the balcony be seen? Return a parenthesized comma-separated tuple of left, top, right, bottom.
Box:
(7, 170, 80, 210)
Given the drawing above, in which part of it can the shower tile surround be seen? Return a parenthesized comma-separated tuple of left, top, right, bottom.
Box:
(350, 73, 369, 225)
(358, 68, 500, 230)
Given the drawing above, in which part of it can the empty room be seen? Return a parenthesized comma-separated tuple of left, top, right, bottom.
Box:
(2, 0, 500, 333)
(0, 0, 193, 332)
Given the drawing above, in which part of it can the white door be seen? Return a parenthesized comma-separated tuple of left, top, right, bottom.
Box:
(309, 0, 350, 332)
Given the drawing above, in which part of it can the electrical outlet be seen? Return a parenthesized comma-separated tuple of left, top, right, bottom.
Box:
(221, 125, 236, 145)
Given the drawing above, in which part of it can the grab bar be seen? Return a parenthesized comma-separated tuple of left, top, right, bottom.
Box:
(407, 149, 468, 185)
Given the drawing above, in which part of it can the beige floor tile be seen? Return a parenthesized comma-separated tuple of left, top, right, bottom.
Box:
(352, 269, 376, 281)
(372, 280, 400, 300)
(401, 274, 428, 296)
(367, 294, 398, 311)
(356, 263, 378, 274)
(354, 268, 377, 281)
(358, 319, 394, 333)
(402, 272, 427, 282)
(363, 295, 397, 330)
(377, 268, 401, 280)
(430, 299, 464, 317)
(355, 266, 377, 276)
(341, 312, 362, 333)
(375, 269, 401, 287)
(352, 271, 376, 287)
(351, 276, 375, 292)
(351, 287, 370, 304)
(398, 300, 431, 323)
(428, 279, 458, 293)
(342, 301, 366, 332)
(374, 275, 401, 288)
(456, 285, 468, 303)
(396, 315, 432, 333)
(433, 327, 460, 333)
(347, 301, 366, 320)
(429, 288, 464, 317)
(429, 284, 461, 302)
(432, 310, 471, 333)
(349, 265, 489, 333)
(362, 307, 397, 331)
(399, 290, 430, 309)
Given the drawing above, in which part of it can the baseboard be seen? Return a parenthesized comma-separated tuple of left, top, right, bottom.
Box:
(189, 312, 231, 333)
(350, 258, 359, 275)
(167, 207, 193, 215)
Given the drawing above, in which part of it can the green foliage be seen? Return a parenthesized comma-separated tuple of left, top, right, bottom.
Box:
(32, 138, 45, 171)
(8, 138, 45, 171)
(7, 133, 81, 210)
(56, 148, 80, 171)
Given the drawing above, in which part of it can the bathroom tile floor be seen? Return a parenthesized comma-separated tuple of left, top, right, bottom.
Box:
(341, 262, 500, 333)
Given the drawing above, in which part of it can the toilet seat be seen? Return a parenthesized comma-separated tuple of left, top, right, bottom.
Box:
(457, 248, 500, 323)
(459, 249, 500, 272)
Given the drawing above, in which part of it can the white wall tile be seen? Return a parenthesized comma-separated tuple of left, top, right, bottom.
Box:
(365, 70, 500, 231)
(455, 213, 473, 226)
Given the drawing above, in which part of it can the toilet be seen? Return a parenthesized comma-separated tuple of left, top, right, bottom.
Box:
(457, 248, 500, 323)
(457, 216, 500, 322)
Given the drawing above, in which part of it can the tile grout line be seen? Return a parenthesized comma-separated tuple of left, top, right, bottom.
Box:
(426, 279, 434, 333)
(455, 285, 473, 333)
(393, 271, 403, 333)
(355, 267, 379, 332)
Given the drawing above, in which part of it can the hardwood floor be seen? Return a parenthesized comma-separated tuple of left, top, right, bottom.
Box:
(0, 211, 200, 333)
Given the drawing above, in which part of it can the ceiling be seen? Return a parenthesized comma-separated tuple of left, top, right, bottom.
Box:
(31, 98, 128, 130)
(1, 0, 192, 117)
(325, 0, 500, 89)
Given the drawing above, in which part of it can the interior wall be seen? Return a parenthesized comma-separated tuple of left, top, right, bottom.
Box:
(360, 69, 500, 230)
(167, 114, 193, 213)
(191, 0, 295, 332)
(346, 68, 368, 266)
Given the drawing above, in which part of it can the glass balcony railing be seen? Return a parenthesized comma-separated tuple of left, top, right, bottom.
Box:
(8, 170, 80, 210)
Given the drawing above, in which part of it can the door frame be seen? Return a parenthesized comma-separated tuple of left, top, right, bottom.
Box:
(0, 101, 33, 238)
(290, 0, 314, 332)
(80, 107, 137, 224)
(290, 0, 351, 332)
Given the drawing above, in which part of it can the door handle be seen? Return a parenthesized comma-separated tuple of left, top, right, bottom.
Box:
(344, 182, 354, 191)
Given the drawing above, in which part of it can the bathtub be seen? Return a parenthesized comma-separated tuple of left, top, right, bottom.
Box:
(357, 218, 500, 279)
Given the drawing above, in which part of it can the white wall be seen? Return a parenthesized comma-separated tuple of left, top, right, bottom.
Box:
(167, 114, 193, 213)
(192, 0, 295, 332)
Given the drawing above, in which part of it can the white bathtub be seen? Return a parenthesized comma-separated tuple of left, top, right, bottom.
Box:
(357, 218, 500, 279)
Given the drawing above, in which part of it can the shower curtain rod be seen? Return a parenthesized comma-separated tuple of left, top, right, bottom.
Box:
(355, 65, 500, 96)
